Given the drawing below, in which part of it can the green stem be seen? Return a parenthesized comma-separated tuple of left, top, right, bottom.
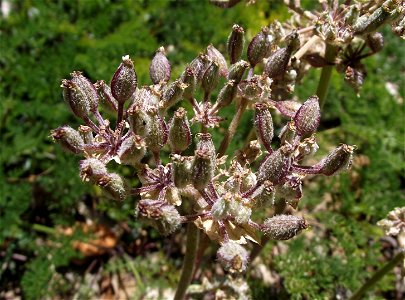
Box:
(349, 251, 404, 300)
(174, 223, 200, 300)
(316, 43, 338, 108)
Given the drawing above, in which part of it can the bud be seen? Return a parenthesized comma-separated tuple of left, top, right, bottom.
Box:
(61, 79, 91, 119)
(279, 121, 297, 145)
(202, 61, 220, 96)
(228, 60, 249, 83)
(70, 71, 98, 112)
(95, 80, 118, 111)
(317, 144, 355, 176)
(160, 79, 188, 110)
(206, 44, 228, 77)
(262, 215, 308, 240)
(294, 95, 320, 137)
(51, 126, 84, 154)
(216, 80, 237, 108)
(80, 158, 108, 183)
(235, 140, 262, 165)
(366, 32, 384, 53)
(274, 100, 302, 118)
(344, 66, 365, 93)
(192, 149, 215, 190)
(168, 107, 192, 153)
(263, 47, 291, 78)
(247, 27, 272, 67)
(111, 55, 137, 104)
(257, 145, 293, 184)
(229, 199, 252, 224)
(217, 241, 249, 273)
(251, 181, 275, 208)
(128, 105, 151, 137)
(211, 196, 228, 221)
(98, 173, 127, 201)
(117, 133, 146, 165)
(227, 24, 245, 64)
(181, 67, 197, 99)
(78, 125, 93, 144)
(254, 103, 274, 152)
(171, 154, 193, 188)
(144, 110, 168, 153)
(150, 46, 171, 84)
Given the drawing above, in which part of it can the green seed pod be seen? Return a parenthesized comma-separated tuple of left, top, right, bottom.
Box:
(144, 110, 168, 153)
(171, 154, 193, 188)
(95, 80, 118, 112)
(51, 126, 84, 154)
(247, 27, 272, 67)
(217, 241, 249, 273)
(117, 133, 146, 166)
(150, 46, 171, 84)
(254, 103, 274, 152)
(79, 158, 108, 183)
(251, 181, 275, 208)
(318, 144, 355, 176)
(192, 149, 215, 190)
(98, 173, 127, 201)
(160, 79, 188, 110)
(228, 60, 249, 83)
(227, 24, 245, 64)
(202, 61, 220, 96)
(294, 95, 320, 137)
(111, 55, 137, 104)
(181, 67, 197, 99)
(216, 80, 237, 108)
(128, 105, 151, 137)
(353, 1, 394, 35)
(168, 107, 192, 153)
(257, 145, 293, 184)
(207, 44, 228, 77)
(61, 79, 91, 120)
(78, 125, 93, 144)
(366, 32, 384, 53)
(262, 215, 308, 240)
(70, 71, 98, 113)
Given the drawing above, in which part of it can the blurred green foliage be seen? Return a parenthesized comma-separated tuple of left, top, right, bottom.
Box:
(0, 0, 404, 299)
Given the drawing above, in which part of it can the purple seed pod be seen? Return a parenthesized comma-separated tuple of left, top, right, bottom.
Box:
(61, 79, 91, 120)
(171, 154, 193, 188)
(263, 47, 291, 78)
(160, 79, 188, 110)
(216, 80, 237, 109)
(79, 158, 108, 183)
(51, 126, 84, 154)
(111, 55, 137, 104)
(144, 110, 168, 153)
(274, 100, 302, 118)
(181, 67, 197, 99)
(97, 173, 127, 201)
(294, 95, 320, 137)
(78, 125, 93, 144)
(344, 66, 365, 93)
(247, 27, 272, 67)
(228, 60, 249, 83)
(206, 44, 228, 77)
(150, 46, 171, 84)
(168, 107, 192, 153)
(254, 103, 274, 152)
(262, 215, 308, 240)
(95, 80, 118, 111)
(317, 144, 355, 176)
(366, 32, 384, 53)
(196, 133, 216, 162)
(257, 144, 293, 184)
(227, 24, 245, 64)
(189, 53, 210, 83)
(192, 149, 215, 190)
(117, 133, 146, 166)
(132, 86, 160, 111)
(128, 105, 151, 137)
(202, 61, 220, 96)
(217, 241, 249, 273)
(70, 71, 98, 112)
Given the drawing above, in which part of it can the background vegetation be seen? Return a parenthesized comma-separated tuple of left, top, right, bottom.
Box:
(1, 0, 404, 299)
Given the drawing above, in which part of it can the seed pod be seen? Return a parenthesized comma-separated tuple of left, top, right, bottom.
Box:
(216, 80, 237, 108)
(353, 2, 394, 35)
(145, 110, 168, 153)
(276, 176, 303, 208)
(95, 80, 118, 111)
(279, 121, 297, 146)
(132, 86, 160, 111)
(202, 61, 220, 96)
(117, 133, 146, 165)
(264, 47, 291, 78)
(317, 144, 355, 176)
(247, 27, 272, 67)
(78, 125, 93, 144)
(294, 95, 320, 137)
(206, 44, 228, 77)
(168, 107, 191, 153)
(344, 66, 365, 93)
(227, 24, 245, 64)
(111, 55, 137, 104)
(51, 126, 84, 154)
(257, 145, 293, 184)
(79, 158, 108, 183)
(61, 79, 91, 119)
(262, 215, 308, 240)
(217, 241, 249, 273)
(228, 60, 249, 83)
(150, 46, 171, 84)
(70, 71, 98, 112)
(171, 154, 193, 188)
(274, 100, 301, 118)
(366, 32, 384, 53)
(192, 149, 215, 190)
(98, 173, 127, 201)
(252, 181, 275, 208)
(189, 53, 210, 83)
(254, 103, 274, 152)
(181, 67, 197, 99)
(211, 196, 228, 221)
(196, 133, 216, 162)
(229, 200, 252, 224)
(160, 80, 188, 110)
(128, 105, 151, 137)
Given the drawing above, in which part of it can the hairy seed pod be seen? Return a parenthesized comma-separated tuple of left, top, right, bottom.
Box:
(189, 53, 210, 83)
(211, 196, 228, 221)
(78, 125, 93, 144)
(192, 149, 215, 190)
(264, 47, 291, 78)
(229, 200, 252, 224)
(111, 55, 137, 104)
(254, 103, 274, 152)
(227, 24, 245, 64)
(79, 158, 108, 183)
(274, 100, 301, 118)
(217, 241, 249, 273)
(353, 2, 394, 35)
(294, 95, 320, 137)
(196, 133, 216, 162)
(257, 145, 293, 184)
(70, 71, 98, 112)
(251, 181, 275, 208)
(181, 67, 197, 99)
(61, 79, 91, 120)
(216, 80, 237, 108)
(98, 173, 127, 201)
(128, 105, 151, 137)
(145, 110, 168, 153)
(206, 44, 228, 77)
(202, 61, 220, 96)
(168, 107, 192, 153)
(247, 27, 272, 67)
(51, 126, 84, 154)
(95, 80, 118, 111)
(318, 144, 355, 176)
(228, 60, 250, 83)
(150, 46, 171, 84)
(132, 86, 160, 111)
(160, 79, 188, 110)
(366, 32, 384, 53)
(117, 133, 146, 165)
(171, 154, 193, 188)
(262, 215, 308, 240)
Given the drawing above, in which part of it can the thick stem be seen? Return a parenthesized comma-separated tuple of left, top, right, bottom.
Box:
(294, 35, 320, 60)
(316, 43, 338, 108)
(349, 251, 404, 300)
(174, 223, 200, 300)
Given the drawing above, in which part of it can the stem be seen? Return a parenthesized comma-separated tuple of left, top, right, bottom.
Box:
(117, 103, 124, 127)
(294, 35, 320, 60)
(218, 97, 248, 157)
(349, 251, 404, 300)
(316, 43, 338, 108)
(174, 223, 200, 300)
